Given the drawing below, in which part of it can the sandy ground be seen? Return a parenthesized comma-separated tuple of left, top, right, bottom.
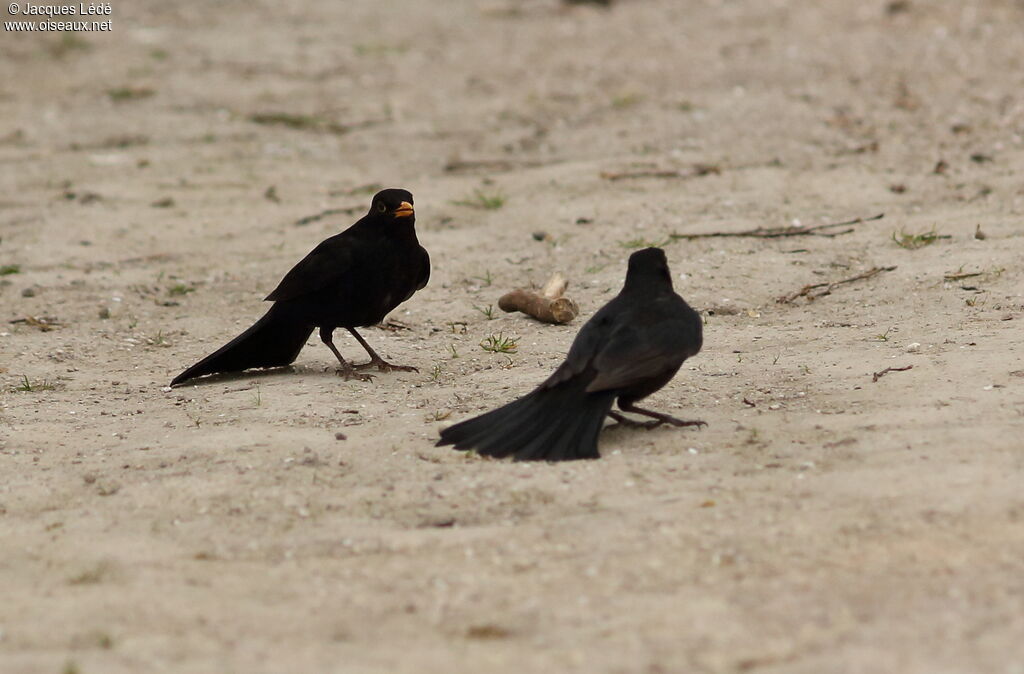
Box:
(2, 1, 1024, 672)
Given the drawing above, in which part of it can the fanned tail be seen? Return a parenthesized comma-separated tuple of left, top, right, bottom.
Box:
(437, 379, 615, 461)
(170, 304, 314, 387)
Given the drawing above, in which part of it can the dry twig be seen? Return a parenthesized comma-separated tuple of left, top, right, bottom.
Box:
(10, 316, 62, 331)
(444, 158, 550, 174)
(943, 270, 983, 282)
(872, 365, 913, 382)
(294, 206, 361, 226)
(600, 164, 721, 181)
(672, 213, 884, 241)
(777, 266, 897, 304)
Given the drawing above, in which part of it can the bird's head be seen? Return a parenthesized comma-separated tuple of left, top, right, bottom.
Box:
(369, 189, 415, 220)
(625, 247, 673, 287)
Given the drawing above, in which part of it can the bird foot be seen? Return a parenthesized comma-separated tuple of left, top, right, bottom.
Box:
(335, 365, 374, 382)
(608, 411, 706, 430)
(354, 357, 418, 373)
(608, 413, 662, 430)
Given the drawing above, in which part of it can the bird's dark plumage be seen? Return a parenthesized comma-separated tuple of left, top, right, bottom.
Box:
(437, 247, 704, 461)
(170, 189, 429, 387)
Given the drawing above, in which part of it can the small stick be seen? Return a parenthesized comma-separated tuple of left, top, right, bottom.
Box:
(444, 158, 551, 174)
(294, 206, 361, 227)
(498, 272, 579, 324)
(540, 273, 568, 299)
(943, 270, 983, 282)
(872, 365, 913, 382)
(600, 164, 721, 181)
(777, 266, 897, 304)
(10, 316, 61, 331)
(672, 213, 884, 241)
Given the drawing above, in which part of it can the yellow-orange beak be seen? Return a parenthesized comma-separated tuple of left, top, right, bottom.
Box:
(394, 201, 414, 218)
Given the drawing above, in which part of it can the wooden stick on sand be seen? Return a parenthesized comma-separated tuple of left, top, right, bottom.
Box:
(498, 273, 579, 324)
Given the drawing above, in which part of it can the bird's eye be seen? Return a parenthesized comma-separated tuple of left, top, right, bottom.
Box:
(377, 202, 387, 213)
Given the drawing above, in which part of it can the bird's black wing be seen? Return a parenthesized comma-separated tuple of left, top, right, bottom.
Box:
(578, 290, 701, 394)
(583, 318, 694, 393)
(264, 232, 361, 302)
(539, 301, 620, 389)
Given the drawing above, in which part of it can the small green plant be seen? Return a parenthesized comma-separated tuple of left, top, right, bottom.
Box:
(480, 333, 518, 354)
(454, 190, 506, 210)
(892, 227, 949, 249)
(875, 326, 895, 342)
(249, 112, 323, 130)
(471, 270, 493, 287)
(354, 43, 409, 56)
(48, 33, 90, 58)
(167, 283, 195, 296)
(611, 93, 643, 109)
(249, 112, 350, 135)
(107, 86, 155, 102)
(13, 375, 56, 392)
(619, 236, 671, 249)
(67, 560, 113, 585)
(429, 363, 442, 382)
(349, 183, 382, 195)
(0, 264, 20, 276)
(449, 344, 459, 358)
(253, 385, 262, 407)
(473, 304, 496, 320)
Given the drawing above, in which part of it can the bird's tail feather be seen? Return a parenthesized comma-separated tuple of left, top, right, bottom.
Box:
(170, 304, 314, 387)
(437, 379, 615, 461)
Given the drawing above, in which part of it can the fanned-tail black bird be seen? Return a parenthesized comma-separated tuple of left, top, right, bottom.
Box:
(170, 188, 429, 387)
(437, 247, 704, 462)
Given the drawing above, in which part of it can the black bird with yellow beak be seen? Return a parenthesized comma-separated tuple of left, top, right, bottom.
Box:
(170, 188, 429, 386)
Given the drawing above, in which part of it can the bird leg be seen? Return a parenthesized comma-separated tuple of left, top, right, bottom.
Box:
(607, 411, 663, 430)
(347, 328, 418, 373)
(611, 401, 706, 429)
(320, 327, 373, 381)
